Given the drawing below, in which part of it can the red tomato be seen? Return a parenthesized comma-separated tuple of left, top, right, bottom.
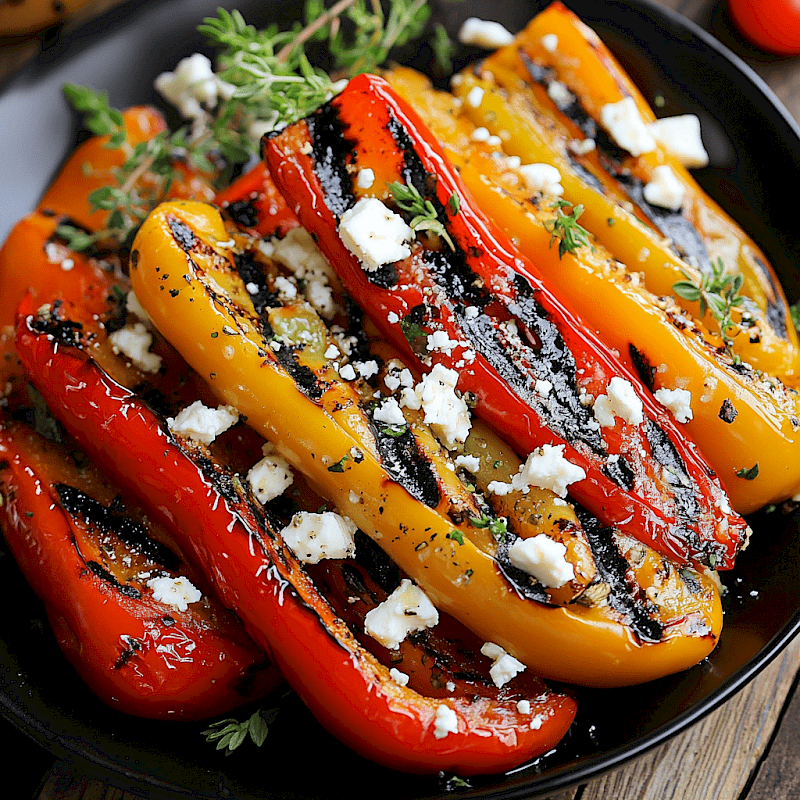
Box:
(728, 0, 800, 55)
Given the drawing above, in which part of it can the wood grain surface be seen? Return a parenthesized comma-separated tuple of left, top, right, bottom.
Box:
(2, 0, 800, 798)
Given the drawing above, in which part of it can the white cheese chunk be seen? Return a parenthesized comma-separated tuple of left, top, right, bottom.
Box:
(454, 454, 481, 473)
(433, 704, 459, 739)
(108, 322, 162, 374)
(389, 668, 410, 687)
(458, 17, 514, 49)
(167, 401, 239, 445)
(466, 85, 485, 109)
(643, 165, 685, 211)
(547, 79, 575, 110)
(518, 163, 564, 197)
(279, 511, 357, 565)
(508, 534, 575, 588)
(511, 444, 586, 497)
(648, 114, 709, 168)
(592, 377, 644, 427)
(147, 575, 202, 612)
(411, 364, 472, 450)
(374, 397, 406, 427)
(339, 197, 413, 273)
(364, 578, 439, 649)
(600, 96, 656, 157)
(154, 53, 233, 121)
(247, 443, 294, 503)
(480, 642, 526, 688)
(541, 33, 558, 52)
(654, 387, 693, 423)
(356, 168, 375, 189)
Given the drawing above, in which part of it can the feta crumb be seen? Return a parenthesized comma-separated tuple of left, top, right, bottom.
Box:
(518, 163, 564, 197)
(480, 642, 526, 688)
(466, 85, 485, 109)
(534, 379, 553, 397)
(541, 33, 558, 52)
(167, 401, 238, 445)
(411, 364, 471, 449)
(547, 79, 575, 110)
(600, 96, 656, 157)
(487, 134, 502, 147)
(454, 454, 481, 473)
(569, 137, 596, 156)
(339, 197, 413, 272)
(464, 306, 480, 319)
(511, 444, 586, 497)
(517, 699, 532, 714)
(108, 323, 162, 374)
(154, 53, 233, 121)
(389, 668, 410, 687)
(339, 363, 357, 381)
(643, 165, 685, 211)
(471, 126, 491, 142)
(593, 377, 644, 427)
(458, 17, 514, 49)
(279, 511, 357, 564)
(147, 575, 202, 612)
(324, 344, 340, 359)
(508, 534, 575, 588)
(487, 480, 514, 496)
(355, 360, 379, 379)
(374, 397, 406, 427)
(364, 578, 439, 649)
(433, 704, 459, 739)
(506, 155, 522, 169)
(273, 275, 298, 300)
(426, 329, 461, 355)
(356, 168, 375, 189)
(60, 257, 75, 271)
(654, 387, 693, 423)
(648, 114, 709, 168)
(247, 444, 294, 503)
(387, 311, 399, 324)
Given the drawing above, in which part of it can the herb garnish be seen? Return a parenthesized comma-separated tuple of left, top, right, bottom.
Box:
(388, 181, 456, 250)
(447, 529, 465, 545)
(202, 708, 278, 754)
(545, 200, 590, 258)
(736, 463, 759, 480)
(469, 513, 508, 541)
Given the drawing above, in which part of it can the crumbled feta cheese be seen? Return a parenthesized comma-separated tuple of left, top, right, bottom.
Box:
(458, 17, 514, 49)
(464, 306, 480, 319)
(167, 401, 238, 445)
(510, 444, 586, 497)
(273, 275, 298, 300)
(154, 53, 233, 121)
(60, 258, 75, 271)
(410, 364, 471, 449)
(508, 534, 575, 588)
(534, 379, 553, 397)
(487, 134, 502, 147)
(648, 114, 709, 168)
(547, 79, 575, 110)
(518, 163, 564, 197)
(506, 155, 522, 169)
(387, 311, 399, 324)
(279, 511, 357, 564)
(487, 480, 514, 496)
(541, 33, 558, 52)
(108, 323, 162, 374)
(339, 363, 357, 381)
(480, 642, 526, 688)
(374, 397, 406, 427)
(600, 96, 656, 157)
(356, 168, 375, 189)
(147, 575, 202, 612)
(339, 197, 413, 273)
(471, 126, 491, 142)
(247, 443, 294, 503)
(389, 668, 410, 687)
(355, 360, 379, 379)
(454, 454, 481, 473)
(654, 387, 693, 423)
(643, 165, 685, 211)
(593, 377, 644, 427)
(324, 344, 340, 360)
(426, 330, 461, 355)
(569, 137, 596, 156)
(433, 704, 459, 739)
(466, 85, 485, 108)
(364, 578, 439, 649)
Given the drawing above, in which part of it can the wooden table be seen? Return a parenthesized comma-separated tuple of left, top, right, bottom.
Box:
(2, 0, 800, 798)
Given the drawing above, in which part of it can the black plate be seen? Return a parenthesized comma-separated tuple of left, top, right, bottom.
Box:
(1, 1, 800, 798)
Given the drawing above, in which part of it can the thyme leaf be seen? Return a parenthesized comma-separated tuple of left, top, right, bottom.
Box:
(387, 181, 456, 250)
(202, 708, 278, 755)
(545, 200, 590, 258)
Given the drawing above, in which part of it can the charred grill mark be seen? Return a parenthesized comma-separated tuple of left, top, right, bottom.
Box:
(31, 302, 84, 348)
(494, 536, 551, 604)
(353, 530, 401, 594)
(86, 560, 142, 599)
(233, 251, 281, 316)
(103, 289, 128, 334)
(719, 398, 738, 424)
(603, 456, 636, 491)
(575, 507, 663, 643)
(273, 346, 325, 401)
(168, 217, 197, 252)
(306, 104, 358, 218)
(423, 250, 489, 309)
(56, 483, 181, 571)
(752, 255, 788, 338)
(615, 175, 709, 270)
(114, 635, 142, 668)
(366, 262, 399, 289)
(629, 344, 656, 392)
(224, 199, 259, 229)
(569, 159, 604, 193)
(342, 298, 374, 364)
(135, 384, 176, 419)
(371, 420, 441, 509)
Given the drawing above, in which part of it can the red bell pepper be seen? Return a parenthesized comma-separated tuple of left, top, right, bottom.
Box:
(0, 416, 278, 719)
(263, 73, 748, 570)
(15, 294, 577, 775)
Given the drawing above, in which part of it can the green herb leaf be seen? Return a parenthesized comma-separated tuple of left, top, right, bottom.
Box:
(736, 463, 759, 480)
(447, 529, 464, 545)
(545, 200, 590, 258)
(388, 180, 456, 250)
(202, 708, 278, 755)
(327, 454, 349, 472)
(380, 423, 407, 438)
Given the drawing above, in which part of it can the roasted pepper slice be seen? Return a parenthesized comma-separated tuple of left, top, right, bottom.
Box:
(263, 73, 748, 569)
(381, 66, 800, 514)
(15, 297, 576, 773)
(0, 416, 277, 719)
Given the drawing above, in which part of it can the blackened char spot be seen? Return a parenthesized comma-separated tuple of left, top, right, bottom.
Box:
(629, 344, 656, 392)
(234, 251, 280, 316)
(752, 254, 788, 339)
(371, 421, 440, 508)
(353, 530, 400, 594)
(603, 456, 635, 491)
(56, 483, 181, 571)
(31, 302, 83, 348)
(86, 561, 142, 599)
(616, 175, 709, 270)
(168, 216, 196, 252)
(225, 200, 259, 229)
(575, 507, 663, 643)
(719, 398, 738, 424)
(569, 159, 604, 193)
(306, 104, 357, 218)
(273, 346, 324, 401)
(366, 262, 399, 289)
(423, 250, 489, 309)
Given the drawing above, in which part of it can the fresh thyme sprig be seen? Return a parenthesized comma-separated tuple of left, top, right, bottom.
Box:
(202, 708, 279, 755)
(388, 181, 456, 250)
(673, 257, 745, 353)
(545, 199, 590, 258)
(469, 512, 508, 541)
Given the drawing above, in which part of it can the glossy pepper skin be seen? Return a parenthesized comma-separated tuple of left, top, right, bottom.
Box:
(121, 199, 721, 687)
(0, 416, 277, 719)
(382, 66, 800, 514)
(14, 298, 576, 774)
(263, 73, 748, 570)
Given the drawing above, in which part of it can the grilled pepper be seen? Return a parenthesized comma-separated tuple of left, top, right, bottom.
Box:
(263, 73, 748, 569)
(15, 296, 576, 773)
(381, 66, 800, 514)
(0, 416, 277, 719)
